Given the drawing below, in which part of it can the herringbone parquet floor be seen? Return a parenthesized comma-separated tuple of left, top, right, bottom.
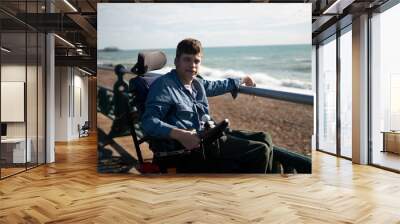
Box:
(1, 134, 400, 223)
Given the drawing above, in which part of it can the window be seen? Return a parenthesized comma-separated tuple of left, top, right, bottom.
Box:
(339, 28, 352, 158)
(317, 36, 337, 154)
(0, 1, 46, 179)
(370, 3, 400, 171)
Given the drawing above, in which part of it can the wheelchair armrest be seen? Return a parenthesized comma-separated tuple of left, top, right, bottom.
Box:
(147, 137, 189, 158)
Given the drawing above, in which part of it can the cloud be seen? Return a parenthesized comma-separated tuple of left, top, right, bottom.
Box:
(98, 3, 311, 49)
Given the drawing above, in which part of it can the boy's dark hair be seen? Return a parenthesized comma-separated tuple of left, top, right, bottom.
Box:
(176, 38, 203, 58)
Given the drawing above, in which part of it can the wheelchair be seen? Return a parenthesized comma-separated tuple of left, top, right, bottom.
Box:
(97, 50, 311, 174)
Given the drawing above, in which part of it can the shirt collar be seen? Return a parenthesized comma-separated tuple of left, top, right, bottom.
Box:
(170, 69, 199, 98)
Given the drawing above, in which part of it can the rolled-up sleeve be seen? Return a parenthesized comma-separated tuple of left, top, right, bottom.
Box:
(141, 81, 177, 138)
(201, 78, 241, 98)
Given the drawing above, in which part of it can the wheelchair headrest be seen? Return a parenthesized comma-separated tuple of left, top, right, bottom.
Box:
(131, 51, 167, 76)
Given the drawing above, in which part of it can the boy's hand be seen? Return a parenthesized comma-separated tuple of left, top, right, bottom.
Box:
(170, 128, 200, 150)
(241, 75, 256, 87)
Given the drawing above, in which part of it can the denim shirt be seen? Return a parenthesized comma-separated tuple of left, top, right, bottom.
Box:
(141, 69, 240, 138)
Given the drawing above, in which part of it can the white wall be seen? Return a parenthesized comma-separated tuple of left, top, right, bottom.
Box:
(55, 66, 69, 141)
(1, 65, 26, 139)
(74, 73, 89, 118)
(55, 67, 89, 141)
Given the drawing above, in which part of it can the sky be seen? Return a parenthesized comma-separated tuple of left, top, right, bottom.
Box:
(98, 3, 311, 50)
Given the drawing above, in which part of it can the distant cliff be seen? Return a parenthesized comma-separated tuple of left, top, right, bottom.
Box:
(99, 47, 120, 52)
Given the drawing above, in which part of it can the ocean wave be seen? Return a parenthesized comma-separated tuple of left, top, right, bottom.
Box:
(200, 66, 312, 91)
(293, 58, 311, 63)
(243, 56, 263, 61)
(151, 65, 312, 92)
(281, 79, 312, 89)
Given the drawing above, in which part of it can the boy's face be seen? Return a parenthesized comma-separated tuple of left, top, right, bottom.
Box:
(175, 53, 202, 80)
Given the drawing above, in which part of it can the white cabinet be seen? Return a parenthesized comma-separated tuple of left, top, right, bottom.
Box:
(1, 138, 32, 163)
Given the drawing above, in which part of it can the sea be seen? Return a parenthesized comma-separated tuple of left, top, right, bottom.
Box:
(98, 44, 312, 94)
